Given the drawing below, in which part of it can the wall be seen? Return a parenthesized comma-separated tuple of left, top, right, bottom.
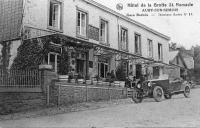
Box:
(49, 83, 127, 106)
(0, 0, 23, 42)
(0, 92, 46, 114)
(0, 70, 57, 114)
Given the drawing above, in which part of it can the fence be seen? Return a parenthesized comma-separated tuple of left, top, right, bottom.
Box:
(49, 83, 128, 106)
(0, 69, 42, 92)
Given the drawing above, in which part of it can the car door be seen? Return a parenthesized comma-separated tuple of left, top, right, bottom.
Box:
(171, 78, 182, 92)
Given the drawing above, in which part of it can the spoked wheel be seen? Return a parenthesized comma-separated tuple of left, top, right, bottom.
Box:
(153, 86, 164, 102)
(132, 90, 143, 103)
(164, 93, 172, 99)
(184, 85, 190, 98)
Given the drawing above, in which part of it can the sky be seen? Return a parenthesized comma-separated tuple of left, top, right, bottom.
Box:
(94, 0, 200, 49)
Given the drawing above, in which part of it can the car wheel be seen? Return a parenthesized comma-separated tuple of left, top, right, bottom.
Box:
(164, 93, 172, 99)
(153, 86, 164, 102)
(132, 91, 143, 103)
(184, 85, 190, 98)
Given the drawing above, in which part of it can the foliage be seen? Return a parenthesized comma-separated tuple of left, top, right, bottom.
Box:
(115, 62, 126, 81)
(58, 46, 69, 75)
(0, 42, 11, 72)
(85, 74, 90, 80)
(193, 45, 200, 64)
(94, 74, 101, 81)
(11, 38, 49, 70)
(77, 73, 84, 79)
(169, 42, 177, 50)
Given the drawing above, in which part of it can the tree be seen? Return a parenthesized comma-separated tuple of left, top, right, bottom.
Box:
(169, 42, 177, 50)
(191, 45, 200, 80)
(0, 42, 12, 71)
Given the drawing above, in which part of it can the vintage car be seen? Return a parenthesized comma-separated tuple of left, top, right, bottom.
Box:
(131, 77, 191, 103)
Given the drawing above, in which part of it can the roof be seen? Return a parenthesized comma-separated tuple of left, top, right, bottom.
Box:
(83, 0, 170, 40)
(169, 50, 188, 69)
(169, 51, 179, 61)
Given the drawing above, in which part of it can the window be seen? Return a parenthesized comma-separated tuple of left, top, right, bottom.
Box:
(100, 19, 108, 44)
(135, 33, 141, 54)
(77, 10, 88, 37)
(49, 0, 62, 30)
(98, 60, 109, 78)
(0, 44, 3, 65)
(158, 43, 163, 61)
(147, 39, 153, 58)
(120, 28, 128, 51)
(45, 52, 60, 72)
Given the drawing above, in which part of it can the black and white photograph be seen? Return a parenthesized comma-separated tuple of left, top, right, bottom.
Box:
(0, 0, 200, 127)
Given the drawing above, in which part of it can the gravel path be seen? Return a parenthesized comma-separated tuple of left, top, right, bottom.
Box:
(0, 88, 200, 127)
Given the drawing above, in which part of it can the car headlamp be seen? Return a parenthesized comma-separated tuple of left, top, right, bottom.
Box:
(147, 82, 152, 87)
(137, 83, 141, 88)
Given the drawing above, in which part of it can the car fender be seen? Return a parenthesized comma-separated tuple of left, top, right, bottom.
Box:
(181, 81, 190, 91)
(152, 82, 169, 94)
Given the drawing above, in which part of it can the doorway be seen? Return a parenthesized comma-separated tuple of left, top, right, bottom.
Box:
(98, 58, 110, 78)
(136, 64, 142, 79)
(153, 66, 160, 79)
(76, 59, 86, 75)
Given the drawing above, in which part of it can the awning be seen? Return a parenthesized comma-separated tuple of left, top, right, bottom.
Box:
(23, 33, 187, 70)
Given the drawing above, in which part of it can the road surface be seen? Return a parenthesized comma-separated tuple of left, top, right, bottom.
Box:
(1, 88, 200, 127)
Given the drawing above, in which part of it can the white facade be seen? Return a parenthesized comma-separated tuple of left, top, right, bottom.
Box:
(22, 0, 170, 79)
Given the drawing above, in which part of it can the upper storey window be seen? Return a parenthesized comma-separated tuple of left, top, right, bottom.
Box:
(100, 19, 108, 44)
(158, 43, 163, 61)
(120, 27, 128, 51)
(135, 33, 141, 54)
(48, 0, 63, 30)
(148, 39, 153, 58)
(77, 10, 88, 38)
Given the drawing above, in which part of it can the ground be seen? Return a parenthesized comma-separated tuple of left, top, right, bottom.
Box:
(0, 88, 200, 127)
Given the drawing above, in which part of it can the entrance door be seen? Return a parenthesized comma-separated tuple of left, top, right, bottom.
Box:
(153, 66, 159, 79)
(136, 64, 142, 79)
(76, 59, 85, 76)
(98, 62, 109, 78)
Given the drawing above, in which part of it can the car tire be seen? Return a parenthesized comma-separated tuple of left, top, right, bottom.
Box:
(164, 93, 172, 99)
(153, 86, 164, 102)
(184, 85, 190, 98)
(132, 91, 143, 103)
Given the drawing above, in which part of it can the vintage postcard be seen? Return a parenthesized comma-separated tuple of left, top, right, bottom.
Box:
(0, 0, 200, 127)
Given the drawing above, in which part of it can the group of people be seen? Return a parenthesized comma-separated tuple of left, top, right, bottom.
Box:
(125, 73, 148, 88)
(106, 70, 148, 88)
(106, 70, 116, 83)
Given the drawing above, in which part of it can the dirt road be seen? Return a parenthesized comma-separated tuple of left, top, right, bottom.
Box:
(1, 88, 200, 127)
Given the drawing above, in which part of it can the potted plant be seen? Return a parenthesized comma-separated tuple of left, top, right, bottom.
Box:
(85, 75, 92, 85)
(39, 64, 53, 70)
(97, 76, 103, 86)
(92, 76, 98, 85)
(77, 73, 84, 84)
(93, 74, 100, 85)
(68, 72, 75, 83)
(58, 75, 69, 82)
